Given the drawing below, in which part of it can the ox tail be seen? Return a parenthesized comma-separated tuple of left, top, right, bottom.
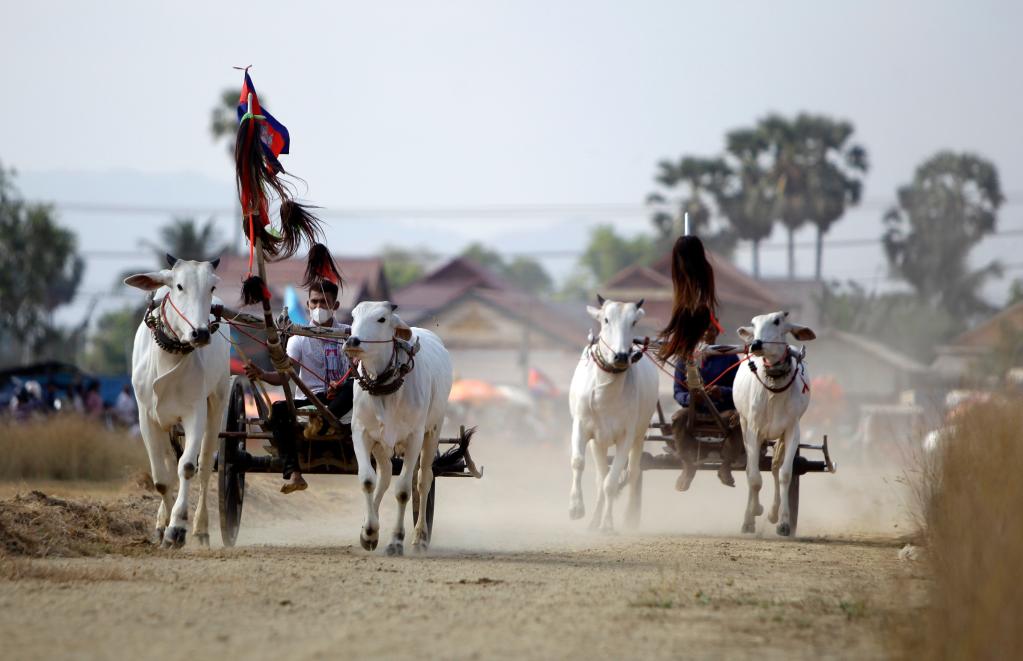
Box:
(434, 426, 482, 478)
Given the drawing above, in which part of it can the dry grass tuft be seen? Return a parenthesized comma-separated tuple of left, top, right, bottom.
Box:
(0, 489, 155, 557)
(899, 397, 1023, 659)
(0, 415, 148, 481)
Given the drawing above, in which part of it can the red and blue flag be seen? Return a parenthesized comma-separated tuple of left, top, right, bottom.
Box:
(237, 72, 290, 173)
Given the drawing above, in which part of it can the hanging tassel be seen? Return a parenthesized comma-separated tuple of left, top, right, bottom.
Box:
(279, 199, 324, 261)
(302, 243, 343, 289)
(241, 275, 271, 305)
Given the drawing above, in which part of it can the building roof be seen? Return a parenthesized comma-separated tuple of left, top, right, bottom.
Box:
(949, 301, 1023, 348)
(648, 251, 781, 309)
(215, 252, 389, 312)
(818, 329, 931, 374)
(393, 257, 585, 349)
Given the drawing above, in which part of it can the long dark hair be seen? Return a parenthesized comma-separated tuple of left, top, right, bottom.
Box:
(658, 235, 717, 360)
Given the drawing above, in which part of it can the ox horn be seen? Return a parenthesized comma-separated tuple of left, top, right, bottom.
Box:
(596, 293, 606, 306)
(636, 298, 644, 309)
(165, 253, 179, 268)
(210, 257, 221, 270)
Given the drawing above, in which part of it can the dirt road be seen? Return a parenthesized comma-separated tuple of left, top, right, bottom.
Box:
(0, 450, 924, 660)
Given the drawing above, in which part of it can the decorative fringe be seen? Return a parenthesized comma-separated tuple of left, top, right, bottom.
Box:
(234, 115, 323, 262)
(279, 200, 324, 260)
(302, 243, 343, 290)
(241, 275, 271, 306)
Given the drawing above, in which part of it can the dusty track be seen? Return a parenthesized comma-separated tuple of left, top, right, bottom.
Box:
(0, 447, 924, 660)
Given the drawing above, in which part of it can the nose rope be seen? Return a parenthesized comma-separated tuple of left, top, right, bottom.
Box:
(161, 295, 198, 340)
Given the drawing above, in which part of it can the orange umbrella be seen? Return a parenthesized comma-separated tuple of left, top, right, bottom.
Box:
(449, 379, 502, 403)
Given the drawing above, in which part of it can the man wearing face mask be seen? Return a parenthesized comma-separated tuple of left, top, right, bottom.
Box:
(245, 280, 354, 493)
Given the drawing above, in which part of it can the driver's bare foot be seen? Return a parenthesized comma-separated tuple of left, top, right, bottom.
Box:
(281, 474, 308, 494)
(717, 469, 735, 488)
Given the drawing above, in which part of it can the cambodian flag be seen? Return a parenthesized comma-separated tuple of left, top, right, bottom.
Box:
(237, 72, 290, 172)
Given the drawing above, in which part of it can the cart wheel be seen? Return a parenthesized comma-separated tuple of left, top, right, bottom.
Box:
(412, 476, 436, 543)
(786, 455, 801, 536)
(218, 377, 246, 548)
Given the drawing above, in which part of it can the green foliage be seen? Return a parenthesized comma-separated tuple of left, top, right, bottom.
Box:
(210, 88, 241, 157)
(883, 151, 1003, 319)
(817, 281, 960, 361)
(143, 217, 227, 264)
(380, 244, 437, 290)
(580, 225, 657, 284)
(459, 242, 554, 295)
(1008, 279, 1023, 308)
(647, 156, 737, 257)
(84, 306, 145, 374)
(0, 164, 85, 365)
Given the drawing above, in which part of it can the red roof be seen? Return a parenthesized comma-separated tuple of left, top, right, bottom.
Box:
(392, 257, 584, 348)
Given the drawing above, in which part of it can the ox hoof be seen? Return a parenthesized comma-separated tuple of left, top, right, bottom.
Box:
(385, 542, 404, 557)
(153, 527, 166, 545)
(741, 522, 755, 534)
(411, 540, 429, 554)
(162, 526, 186, 550)
(568, 502, 585, 520)
(195, 533, 210, 548)
(360, 529, 379, 552)
(776, 522, 792, 537)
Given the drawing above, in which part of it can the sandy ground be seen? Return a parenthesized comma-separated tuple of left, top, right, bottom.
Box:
(0, 443, 927, 660)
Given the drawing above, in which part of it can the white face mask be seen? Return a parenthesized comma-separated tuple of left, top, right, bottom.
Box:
(310, 307, 334, 325)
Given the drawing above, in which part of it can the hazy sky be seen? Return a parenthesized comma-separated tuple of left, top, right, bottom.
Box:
(2, 1, 1021, 320)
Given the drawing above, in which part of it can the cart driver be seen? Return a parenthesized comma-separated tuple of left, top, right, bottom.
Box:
(244, 279, 354, 494)
(672, 324, 741, 491)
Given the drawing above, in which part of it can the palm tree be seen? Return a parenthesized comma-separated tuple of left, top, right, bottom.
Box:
(720, 128, 776, 278)
(209, 89, 240, 157)
(142, 217, 227, 264)
(758, 114, 806, 279)
(793, 115, 868, 280)
(647, 156, 736, 257)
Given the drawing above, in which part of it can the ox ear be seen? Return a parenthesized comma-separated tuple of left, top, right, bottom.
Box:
(393, 313, 412, 341)
(634, 307, 646, 322)
(586, 305, 601, 320)
(737, 326, 755, 343)
(210, 257, 221, 271)
(787, 323, 816, 341)
(124, 270, 172, 291)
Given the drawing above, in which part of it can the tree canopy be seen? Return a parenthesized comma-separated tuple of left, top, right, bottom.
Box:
(883, 151, 1003, 319)
(0, 164, 85, 365)
(460, 242, 554, 295)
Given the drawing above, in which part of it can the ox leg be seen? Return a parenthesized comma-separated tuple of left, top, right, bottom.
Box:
(599, 440, 629, 533)
(193, 391, 224, 548)
(353, 426, 380, 551)
(588, 441, 609, 531)
(411, 427, 440, 553)
(742, 426, 763, 534)
(140, 414, 174, 543)
(623, 434, 645, 531)
(390, 427, 425, 555)
(165, 409, 207, 549)
(775, 424, 801, 537)
(568, 419, 587, 520)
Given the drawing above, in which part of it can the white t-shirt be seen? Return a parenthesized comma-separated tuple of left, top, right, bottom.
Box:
(286, 326, 350, 394)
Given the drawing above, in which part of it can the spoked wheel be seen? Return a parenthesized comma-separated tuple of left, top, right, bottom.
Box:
(412, 476, 436, 543)
(218, 376, 247, 548)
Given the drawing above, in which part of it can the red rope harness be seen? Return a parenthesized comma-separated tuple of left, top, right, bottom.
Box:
(160, 294, 197, 340)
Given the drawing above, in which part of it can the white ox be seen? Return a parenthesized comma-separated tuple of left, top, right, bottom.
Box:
(125, 257, 230, 548)
(733, 311, 815, 536)
(344, 301, 453, 555)
(568, 297, 659, 532)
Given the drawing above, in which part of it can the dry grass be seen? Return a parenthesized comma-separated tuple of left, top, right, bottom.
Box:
(0, 415, 148, 481)
(0, 489, 154, 557)
(898, 397, 1023, 659)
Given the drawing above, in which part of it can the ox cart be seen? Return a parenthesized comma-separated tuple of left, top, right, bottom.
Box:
(636, 344, 837, 536)
(174, 304, 482, 548)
